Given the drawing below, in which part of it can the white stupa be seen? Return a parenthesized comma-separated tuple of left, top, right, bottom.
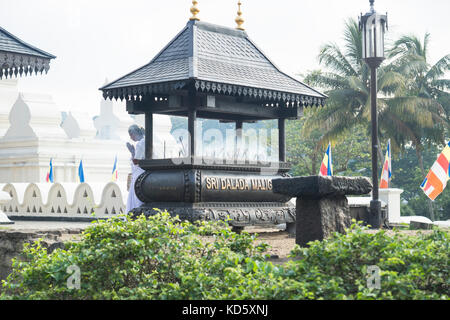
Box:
(0, 79, 19, 137)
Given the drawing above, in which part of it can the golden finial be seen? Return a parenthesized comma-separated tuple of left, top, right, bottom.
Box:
(190, 0, 200, 21)
(235, 1, 244, 30)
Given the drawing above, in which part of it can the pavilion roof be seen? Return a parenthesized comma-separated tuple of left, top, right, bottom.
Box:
(101, 20, 326, 107)
(0, 26, 56, 79)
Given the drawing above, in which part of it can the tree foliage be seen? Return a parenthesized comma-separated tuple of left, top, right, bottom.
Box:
(303, 19, 448, 158)
(286, 109, 371, 177)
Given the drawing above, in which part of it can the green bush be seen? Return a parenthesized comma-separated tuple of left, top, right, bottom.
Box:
(0, 212, 270, 300)
(283, 224, 449, 300)
(1, 212, 448, 300)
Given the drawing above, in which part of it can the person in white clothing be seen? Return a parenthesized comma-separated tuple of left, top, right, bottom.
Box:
(126, 125, 146, 213)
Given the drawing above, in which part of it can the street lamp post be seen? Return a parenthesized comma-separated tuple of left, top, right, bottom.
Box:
(359, 0, 388, 229)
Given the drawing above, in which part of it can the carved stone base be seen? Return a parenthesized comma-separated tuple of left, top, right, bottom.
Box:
(295, 196, 351, 247)
(131, 202, 295, 227)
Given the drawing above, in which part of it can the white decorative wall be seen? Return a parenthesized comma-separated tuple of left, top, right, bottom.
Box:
(1, 182, 127, 219)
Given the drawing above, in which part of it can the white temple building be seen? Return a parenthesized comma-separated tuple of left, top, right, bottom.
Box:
(0, 79, 178, 185)
(0, 24, 181, 221)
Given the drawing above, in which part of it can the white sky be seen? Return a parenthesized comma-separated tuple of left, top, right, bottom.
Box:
(1, 0, 449, 117)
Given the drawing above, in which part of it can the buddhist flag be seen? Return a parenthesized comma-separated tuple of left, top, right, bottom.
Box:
(78, 160, 85, 183)
(46, 158, 54, 183)
(380, 139, 392, 189)
(112, 156, 118, 182)
(319, 143, 333, 176)
(420, 142, 450, 201)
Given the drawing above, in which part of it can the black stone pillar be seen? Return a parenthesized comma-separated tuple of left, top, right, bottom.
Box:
(294, 196, 351, 246)
(236, 120, 243, 160)
(188, 109, 196, 157)
(145, 113, 153, 160)
(278, 118, 286, 162)
(272, 176, 373, 247)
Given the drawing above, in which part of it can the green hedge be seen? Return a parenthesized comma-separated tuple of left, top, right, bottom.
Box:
(1, 212, 448, 300)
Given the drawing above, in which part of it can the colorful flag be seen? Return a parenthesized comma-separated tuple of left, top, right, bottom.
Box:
(319, 143, 333, 176)
(112, 155, 118, 182)
(421, 142, 450, 201)
(46, 158, 54, 183)
(380, 139, 392, 189)
(78, 160, 85, 183)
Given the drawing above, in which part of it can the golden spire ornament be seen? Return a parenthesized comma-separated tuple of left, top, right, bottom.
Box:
(235, 1, 244, 30)
(190, 0, 200, 21)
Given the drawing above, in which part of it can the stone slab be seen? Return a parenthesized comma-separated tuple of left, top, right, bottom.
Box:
(410, 221, 434, 230)
(272, 176, 372, 199)
(0, 223, 87, 281)
(0, 220, 92, 231)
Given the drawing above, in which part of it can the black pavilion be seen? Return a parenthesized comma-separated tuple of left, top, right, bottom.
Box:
(100, 19, 327, 228)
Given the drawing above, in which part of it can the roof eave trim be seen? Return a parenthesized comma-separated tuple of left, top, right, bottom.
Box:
(101, 79, 326, 107)
(0, 51, 53, 79)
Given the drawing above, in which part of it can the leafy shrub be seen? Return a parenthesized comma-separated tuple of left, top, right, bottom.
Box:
(0, 212, 269, 300)
(283, 224, 449, 300)
(1, 213, 448, 300)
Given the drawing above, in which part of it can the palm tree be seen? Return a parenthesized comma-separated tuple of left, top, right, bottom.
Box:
(303, 19, 449, 220)
(305, 19, 447, 146)
(387, 33, 450, 120)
